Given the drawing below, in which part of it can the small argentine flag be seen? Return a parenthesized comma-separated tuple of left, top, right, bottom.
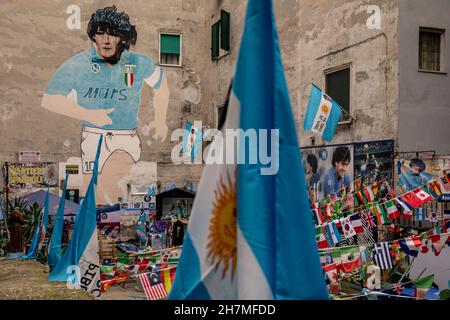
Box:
(303, 84, 342, 142)
(182, 121, 202, 161)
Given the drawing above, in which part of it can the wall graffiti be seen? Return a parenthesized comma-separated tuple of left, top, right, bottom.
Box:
(301, 144, 354, 204)
(41, 5, 169, 204)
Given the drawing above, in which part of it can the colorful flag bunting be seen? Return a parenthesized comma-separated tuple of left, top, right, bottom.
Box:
(430, 233, 450, 256)
(315, 227, 328, 249)
(325, 222, 343, 246)
(372, 182, 379, 198)
(384, 200, 401, 220)
(340, 247, 361, 273)
(438, 176, 450, 193)
(413, 188, 432, 205)
(362, 210, 376, 229)
(159, 267, 177, 294)
(428, 181, 442, 198)
(363, 186, 375, 203)
(139, 273, 168, 300)
(400, 192, 423, 208)
(398, 237, 422, 257)
(415, 208, 426, 222)
(355, 191, 366, 205)
(340, 216, 357, 239)
(371, 205, 389, 225)
(349, 213, 364, 234)
(313, 208, 325, 225)
(396, 197, 413, 218)
(322, 262, 339, 293)
(372, 242, 393, 269)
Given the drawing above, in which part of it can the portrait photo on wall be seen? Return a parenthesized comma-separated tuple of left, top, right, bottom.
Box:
(353, 139, 395, 189)
(394, 155, 450, 193)
(301, 144, 354, 204)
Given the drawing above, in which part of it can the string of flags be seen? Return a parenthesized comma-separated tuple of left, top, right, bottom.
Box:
(319, 218, 450, 296)
(314, 174, 450, 249)
(312, 176, 392, 221)
(99, 246, 181, 293)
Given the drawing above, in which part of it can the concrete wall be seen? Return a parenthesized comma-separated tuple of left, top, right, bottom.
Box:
(0, 0, 210, 201)
(296, 0, 400, 148)
(398, 0, 450, 155)
(203, 0, 400, 150)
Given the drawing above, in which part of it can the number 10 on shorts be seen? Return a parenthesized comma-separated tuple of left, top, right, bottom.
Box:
(84, 161, 95, 173)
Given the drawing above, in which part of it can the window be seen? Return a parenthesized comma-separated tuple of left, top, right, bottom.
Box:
(419, 28, 445, 72)
(211, 10, 230, 60)
(159, 32, 181, 66)
(325, 66, 351, 122)
(216, 104, 226, 129)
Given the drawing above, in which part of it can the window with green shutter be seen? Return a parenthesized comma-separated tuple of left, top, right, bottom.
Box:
(211, 9, 230, 60)
(160, 33, 181, 66)
(211, 21, 220, 60)
(220, 10, 230, 51)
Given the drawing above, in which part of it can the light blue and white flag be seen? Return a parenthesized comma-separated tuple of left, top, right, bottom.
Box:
(325, 222, 343, 246)
(48, 174, 69, 271)
(415, 207, 426, 222)
(169, 0, 328, 300)
(48, 136, 103, 298)
(23, 189, 50, 260)
(303, 84, 342, 142)
(182, 121, 202, 161)
(136, 212, 148, 246)
(372, 242, 393, 269)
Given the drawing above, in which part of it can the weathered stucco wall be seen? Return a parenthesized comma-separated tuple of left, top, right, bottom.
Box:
(0, 0, 210, 201)
(202, 0, 400, 150)
(6, 0, 437, 203)
(296, 0, 400, 148)
(399, 0, 450, 154)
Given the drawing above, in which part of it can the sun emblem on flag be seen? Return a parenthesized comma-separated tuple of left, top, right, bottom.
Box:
(207, 168, 237, 280)
(124, 64, 136, 87)
(321, 104, 329, 114)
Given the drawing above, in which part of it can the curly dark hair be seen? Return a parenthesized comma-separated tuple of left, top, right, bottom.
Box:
(306, 154, 318, 174)
(332, 146, 351, 167)
(87, 5, 137, 50)
(409, 158, 426, 172)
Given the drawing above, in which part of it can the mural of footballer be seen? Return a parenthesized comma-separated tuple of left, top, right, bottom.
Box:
(41, 6, 169, 204)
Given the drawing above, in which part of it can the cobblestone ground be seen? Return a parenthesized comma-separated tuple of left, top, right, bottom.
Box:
(0, 258, 147, 300)
(0, 258, 92, 300)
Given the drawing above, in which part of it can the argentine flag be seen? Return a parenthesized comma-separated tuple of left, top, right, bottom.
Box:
(169, 0, 328, 300)
(23, 189, 50, 260)
(182, 121, 202, 161)
(48, 174, 68, 271)
(48, 136, 103, 298)
(303, 84, 342, 142)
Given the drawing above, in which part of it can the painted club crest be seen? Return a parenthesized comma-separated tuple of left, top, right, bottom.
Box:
(124, 64, 136, 87)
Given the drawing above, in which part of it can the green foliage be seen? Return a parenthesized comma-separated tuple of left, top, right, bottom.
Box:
(22, 202, 43, 246)
(440, 289, 450, 300)
(7, 197, 44, 247)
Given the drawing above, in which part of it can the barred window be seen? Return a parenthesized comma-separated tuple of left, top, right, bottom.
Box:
(419, 28, 444, 72)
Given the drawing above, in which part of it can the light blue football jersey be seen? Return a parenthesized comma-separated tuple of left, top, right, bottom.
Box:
(45, 47, 163, 130)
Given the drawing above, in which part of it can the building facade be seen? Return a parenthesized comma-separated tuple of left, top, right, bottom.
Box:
(1, 0, 449, 203)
